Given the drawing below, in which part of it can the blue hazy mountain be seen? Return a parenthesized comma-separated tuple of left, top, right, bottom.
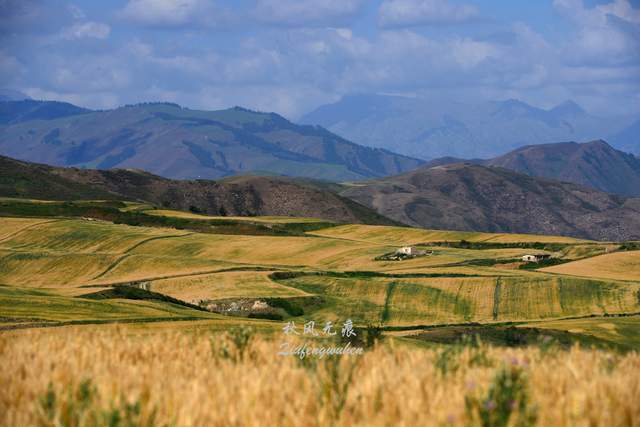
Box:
(0, 100, 423, 181)
(0, 89, 31, 102)
(300, 94, 637, 159)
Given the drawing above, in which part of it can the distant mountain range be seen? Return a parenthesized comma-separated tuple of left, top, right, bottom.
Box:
(424, 140, 640, 197)
(339, 163, 640, 241)
(300, 94, 639, 159)
(0, 100, 423, 182)
(0, 155, 395, 225)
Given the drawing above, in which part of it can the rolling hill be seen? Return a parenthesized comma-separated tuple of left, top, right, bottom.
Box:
(0, 155, 395, 225)
(300, 94, 636, 159)
(4, 153, 640, 239)
(339, 163, 640, 241)
(0, 100, 423, 181)
(423, 140, 640, 196)
(485, 140, 640, 196)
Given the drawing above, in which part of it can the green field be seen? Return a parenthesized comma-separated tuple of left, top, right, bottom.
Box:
(1, 201, 639, 350)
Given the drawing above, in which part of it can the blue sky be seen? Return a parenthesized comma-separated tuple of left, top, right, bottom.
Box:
(1, 0, 639, 118)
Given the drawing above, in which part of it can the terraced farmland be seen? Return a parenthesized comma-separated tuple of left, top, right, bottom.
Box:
(1, 209, 638, 337)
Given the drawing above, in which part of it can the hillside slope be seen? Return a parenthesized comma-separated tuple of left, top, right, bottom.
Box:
(0, 101, 423, 181)
(340, 163, 640, 241)
(484, 140, 640, 196)
(0, 155, 395, 225)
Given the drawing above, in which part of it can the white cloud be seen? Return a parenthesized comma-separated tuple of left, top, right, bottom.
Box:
(253, 0, 365, 27)
(378, 0, 479, 28)
(118, 0, 232, 28)
(196, 84, 336, 119)
(450, 38, 498, 68)
(0, 50, 26, 86)
(554, 0, 640, 25)
(67, 4, 86, 20)
(61, 21, 111, 40)
(553, 0, 640, 64)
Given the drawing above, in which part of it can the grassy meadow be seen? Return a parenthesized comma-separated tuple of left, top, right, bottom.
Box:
(1, 199, 640, 426)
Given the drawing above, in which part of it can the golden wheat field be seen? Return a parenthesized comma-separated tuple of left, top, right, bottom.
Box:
(2, 208, 640, 426)
(542, 251, 640, 281)
(309, 224, 588, 245)
(1, 328, 639, 427)
(145, 209, 327, 223)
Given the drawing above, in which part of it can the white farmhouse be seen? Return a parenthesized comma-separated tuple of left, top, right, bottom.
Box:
(396, 246, 418, 256)
(521, 254, 551, 263)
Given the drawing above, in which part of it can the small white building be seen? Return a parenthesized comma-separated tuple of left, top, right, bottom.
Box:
(522, 254, 551, 263)
(397, 246, 418, 256)
(396, 246, 431, 257)
(251, 300, 269, 310)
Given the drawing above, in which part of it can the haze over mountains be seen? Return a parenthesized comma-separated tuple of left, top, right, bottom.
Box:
(0, 100, 423, 182)
(301, 94, 639, 159)
(2, 96, 640, 240)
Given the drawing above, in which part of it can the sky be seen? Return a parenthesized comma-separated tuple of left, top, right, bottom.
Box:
(1, 0, 639, 119)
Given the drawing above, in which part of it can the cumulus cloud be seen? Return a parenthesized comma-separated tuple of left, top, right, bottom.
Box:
(61, 21, 111, 40)
(67, 4, 86, 20)
(0, 50, 26, 85)
(253, 0, 366, 27)
(553, 0, 640, 64)
(118, 0, 233, 28)
(378, 0, 479, 28)
(2, 0, 638, 117)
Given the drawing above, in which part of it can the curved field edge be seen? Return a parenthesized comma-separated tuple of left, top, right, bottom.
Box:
(541, 251, 640, 281)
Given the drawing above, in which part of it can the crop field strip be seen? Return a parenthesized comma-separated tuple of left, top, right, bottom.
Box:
(272, 274, 640, 326)
(143, 209, 328, 224)
(0, 218, 62, 242)
(522, 315, 640, 350)
(149, 271, 309, 302)
(90, 232, 196, 280)
(308, 224, 588, 245)
(541, 250, 640, 281)
(0, 286, 224, 323)
(1, 215, 639, 335)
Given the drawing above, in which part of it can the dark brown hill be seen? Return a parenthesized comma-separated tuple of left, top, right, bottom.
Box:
(485, 140, 640, 196)
(0, 155, 396, 225)
(339, 163, 640, 241)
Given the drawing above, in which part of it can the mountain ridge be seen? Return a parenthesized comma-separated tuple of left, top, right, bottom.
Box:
(300, 93, 637, 159)
(0, 100, 424, 182)
(424, 140, 640, 196)
(0, 154, 397, 225)
(339, 162, 640, 241)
